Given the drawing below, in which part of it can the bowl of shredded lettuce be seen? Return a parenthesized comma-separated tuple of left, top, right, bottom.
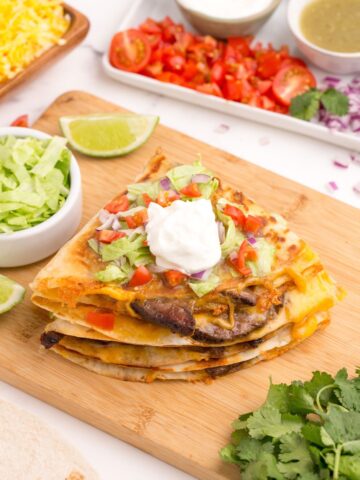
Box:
(0, 127, 82, 267)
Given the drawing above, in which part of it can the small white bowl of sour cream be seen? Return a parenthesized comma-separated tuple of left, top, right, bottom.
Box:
(176, 0, 281, 38)
(288, 0, 360, 74)
(0, 127, 82, 268)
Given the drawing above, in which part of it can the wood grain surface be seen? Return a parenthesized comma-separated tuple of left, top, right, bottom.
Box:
(1, 91, 359, 480)
(0, 4, 89, 99)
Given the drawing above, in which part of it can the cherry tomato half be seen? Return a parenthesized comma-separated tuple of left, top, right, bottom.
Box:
(272, 65, 316, 106)
(109, 29, 151, 73)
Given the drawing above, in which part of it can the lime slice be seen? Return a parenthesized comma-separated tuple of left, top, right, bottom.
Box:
(0, 275, 25, 314)
(59, 113, 159, 158)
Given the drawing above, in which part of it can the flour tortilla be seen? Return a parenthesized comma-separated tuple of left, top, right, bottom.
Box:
(51, 313, 329, 381)
(0, 399, 98, 480)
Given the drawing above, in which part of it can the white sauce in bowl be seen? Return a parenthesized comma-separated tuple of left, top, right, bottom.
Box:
(179, 0, 275, 19)
(146, 199, 221, 275)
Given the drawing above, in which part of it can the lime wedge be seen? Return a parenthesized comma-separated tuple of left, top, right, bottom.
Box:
(0, 275, 25, 314)
(59, 113, 159, 158)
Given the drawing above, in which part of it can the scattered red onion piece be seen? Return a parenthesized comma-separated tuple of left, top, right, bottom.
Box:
(192, 173, 210, 183)
(214, 123, 230, 134)
(98, 208, 111, 223)
(333, 156, 350, 168)
(217, 221, 225, 243)
(353, 182, 360, 194)
(326, 181, 339, 193)
(191, 269, 211, 280)
(247, 236, 257, 245)
(111, 217, 122, 231)
(96, 214, 115, 231)
(258, 136, 270, 146)
(160, 177, 171, 190)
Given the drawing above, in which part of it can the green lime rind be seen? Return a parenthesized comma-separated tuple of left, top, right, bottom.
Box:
(59, 114, 159, 158)
(0, 274, 25, 314)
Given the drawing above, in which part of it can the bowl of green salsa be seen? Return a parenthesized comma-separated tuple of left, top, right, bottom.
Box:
(288, 0, 360, 74)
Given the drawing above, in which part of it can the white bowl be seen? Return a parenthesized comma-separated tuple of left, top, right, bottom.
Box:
(288, 0, 360, 74)
(0, 127, 82, 267)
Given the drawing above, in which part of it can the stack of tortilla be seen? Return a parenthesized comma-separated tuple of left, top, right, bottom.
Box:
(31, 153, 342, 382)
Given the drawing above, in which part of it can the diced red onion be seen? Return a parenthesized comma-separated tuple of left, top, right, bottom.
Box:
(217, 221, 225, 243)
(96, 214, 115, 231)
(247, 236, 257, 245)
(191, 269, 211, 280)
(160, 177, 171, 190)
(214, 123, 230, 134)
(111, 217, 122, 231)
(323, 76, 341, 86)
(192, 173, 211, 184)
(333, 156, 350, 168)
(353, 182, 360, 194)
(98, 208, 111, 223)
(350, 114, 360, 132)
(326, 181, 339, 193)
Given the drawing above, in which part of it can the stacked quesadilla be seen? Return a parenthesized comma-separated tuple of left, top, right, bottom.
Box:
(31, 152, 343, 382)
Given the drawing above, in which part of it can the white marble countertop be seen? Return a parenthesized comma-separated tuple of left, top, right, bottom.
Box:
(0, 1, 359, 479)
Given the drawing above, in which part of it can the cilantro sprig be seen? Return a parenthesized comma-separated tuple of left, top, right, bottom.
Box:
(290, 88, 349, 121)
(220, 367, 360, 479)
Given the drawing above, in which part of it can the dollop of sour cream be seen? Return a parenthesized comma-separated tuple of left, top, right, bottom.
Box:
(179, 0, 274, 19)
(146, 199, 221, 275)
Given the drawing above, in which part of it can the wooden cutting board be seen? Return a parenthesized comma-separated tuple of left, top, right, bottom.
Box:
(1, 91, 359, 480)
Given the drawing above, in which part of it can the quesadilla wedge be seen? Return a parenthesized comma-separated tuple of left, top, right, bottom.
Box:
(31, 151, 343, 381)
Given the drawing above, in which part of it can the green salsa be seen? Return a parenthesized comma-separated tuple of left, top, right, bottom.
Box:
(301, 0, 360, 53)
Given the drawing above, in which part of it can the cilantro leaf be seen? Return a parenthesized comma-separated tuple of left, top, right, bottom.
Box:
(289, 89, 321, 121)
(288, 383, 315, 414)
(321, 88, 349, 116)
(323, 405, 360, 444)
(247, 405, 303, 440)
(304, 371, 335, 410)
(290, 88, 349, 122)
(333, 368, 360, 412)
(277, 433, 315, 479)
(241, 452, 284, 480)
(266, 383, 291, 413)
(302, 423, 324, 448)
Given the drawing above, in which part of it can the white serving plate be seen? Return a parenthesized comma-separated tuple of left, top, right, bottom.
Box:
(102, 0, 360, 152)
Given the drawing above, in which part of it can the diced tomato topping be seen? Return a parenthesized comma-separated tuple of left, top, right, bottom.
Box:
(223, 204, 246, 227)
(10, 114, 29, 127)
(87, 310, 115, 330)
(156, 190, 180, 207)
(125, 216, 137, 228)
(180, 183, 201, 198)
(139, 18, 161, 35)
(109, 16, 316, 115)
(105, 195, 129, 214)
(244, 215, 263, 234)
(196, 83, 223, 97)
(211, 62, 225, 85)
(125, 209, 148, 228)
(230, 240, 258, 276)
(129, 266, 153, 287)
(97, 230, 126, 243)
(164, 270, 186, 287)
(142, 193, 152, 207)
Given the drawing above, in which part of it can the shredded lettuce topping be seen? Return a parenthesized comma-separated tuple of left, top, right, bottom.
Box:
(92, 160, 275, 296)
(0, 135, 71, 233)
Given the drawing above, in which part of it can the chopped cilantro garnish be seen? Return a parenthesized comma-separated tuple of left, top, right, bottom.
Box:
(290, 88, 349, 121)
(220, 368, 360, 479)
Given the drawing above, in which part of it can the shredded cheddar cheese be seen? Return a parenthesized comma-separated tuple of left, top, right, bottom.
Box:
(0, 0, 70, 83)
